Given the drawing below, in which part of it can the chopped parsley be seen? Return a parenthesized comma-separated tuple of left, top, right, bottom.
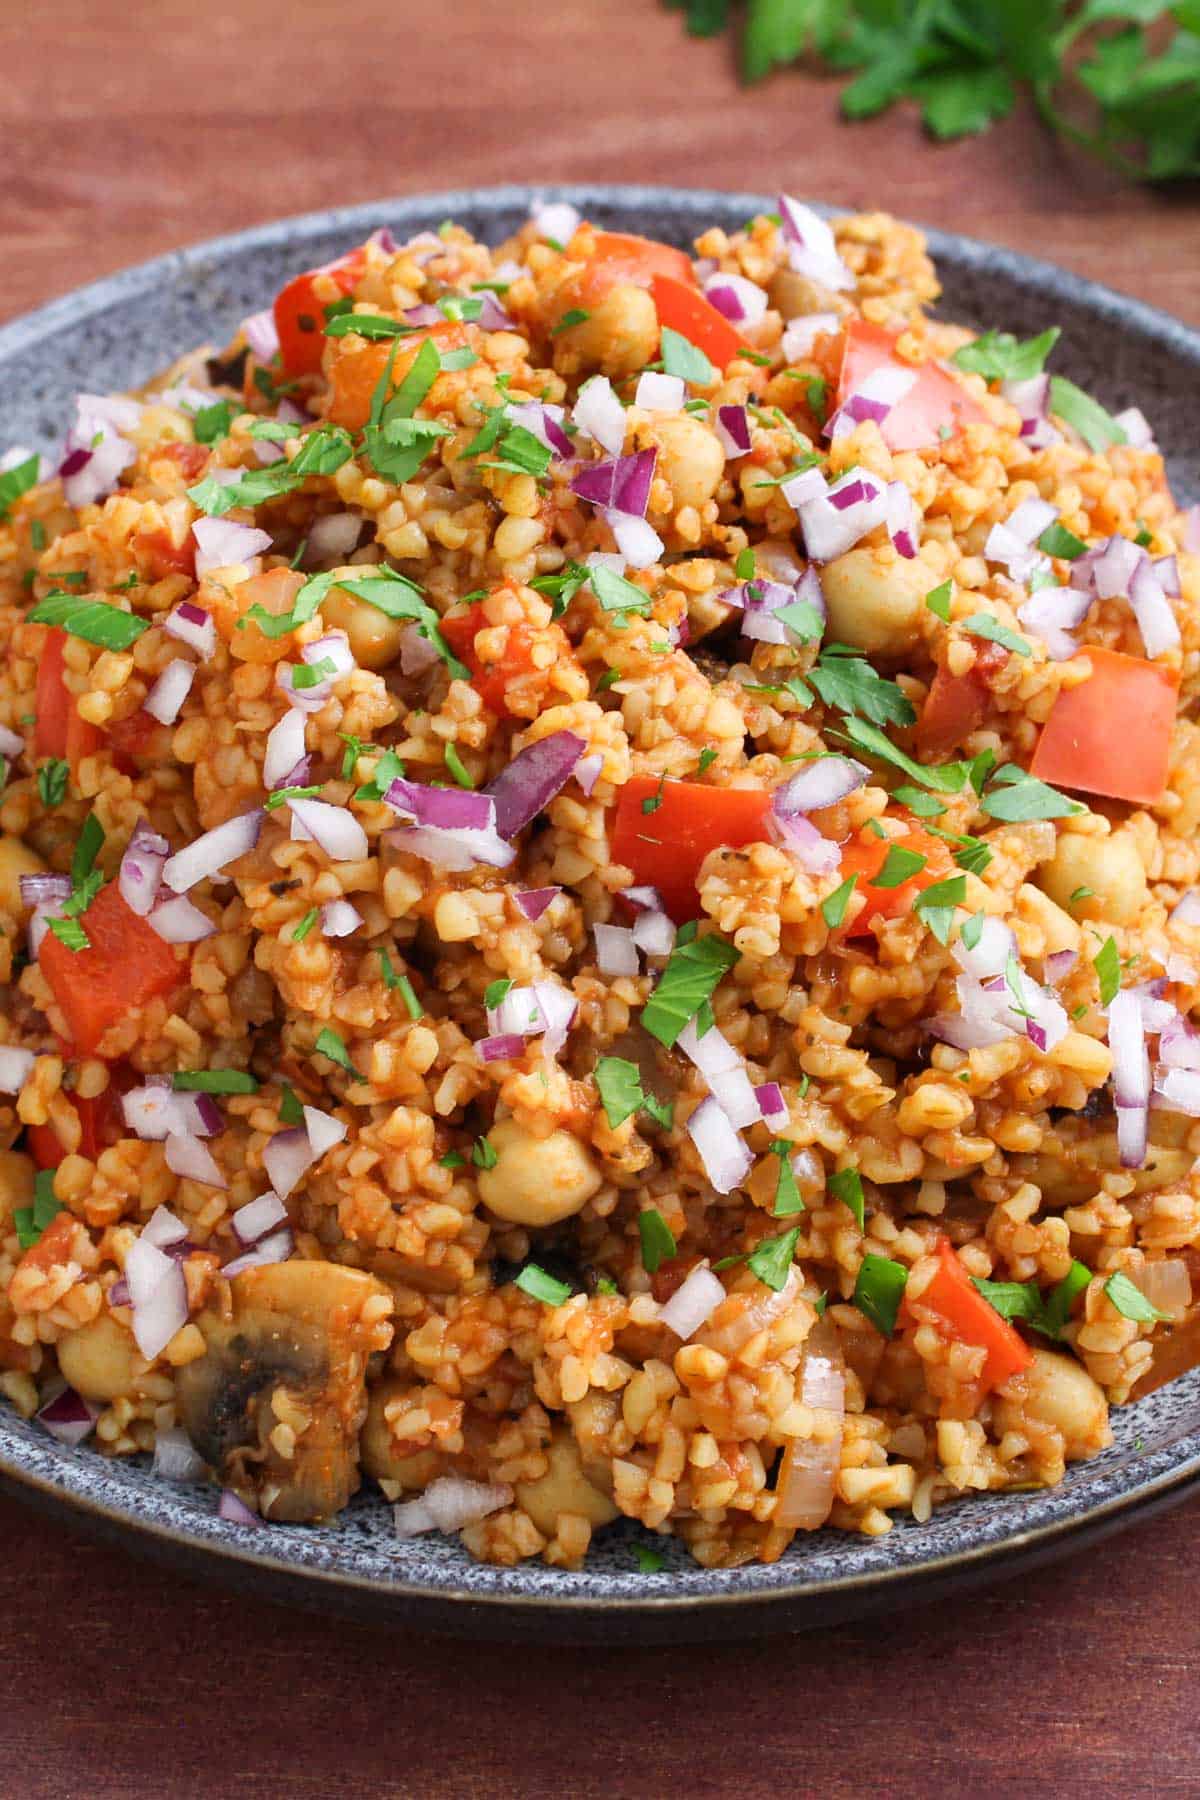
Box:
(828, 1167, 865, 1230)
(872, 845, 928, 889)
(698, 747, 719, 775)
(978, 764, 1084, 823)
(192, 399, 237, 444)
(45, 916, 89, 952)
(962, 613, 1031, 657)
(1093, 935, 1121, 1006)
(484, 977, 514, 1011)
(951, 326, 1060, 385)
(595, 1057, 648, 1129)
(733, 547, 756, 580)
(479, 422, 554, 481)
(1049, 377, 1127, 453)
(0, 453, 41, 520)
(187, 463, 303, 516)
(770, 1140, 805, 1217)
(924, 580, 953, 622)
(808, 645, 915, 728)
(354, 748, 406, 805)
(913, 873, 967, 944)
(641, 774, 667, 816)
(551, 308, 591, 335)
(172, 1069, 258, 1094)
(395, 975, 423, 1021)
(773, 598, 825, 643)
(1037, 522, 1088, 560)
(589, 564, 653, 617)
(279, 1083, 305, 1127)
(472, 1134, 498, 1170)
(838, 716, 969, 794)
(440, 1150, 466, 1170)
(516, 1263, 573, 1306)
(975, 1260, 1092, 1339)
(529, 561, 590, 619)
(264, 783, 321, 811)
(37, 759, 69, 808)
(1068, 885, 1094, 905)
(660, 325, 715, 387)
(638, 1208, 677, 1273)
(1104, 1270, 1169, 1324)
(821, 873, 858, 930)
(631, 1543, 665, 1574)
(444, 743, 474, 789)
(641, 930, 739, 1048)
(313, 1028, 362, 1080)
(323, 311, 416, 340)
(14, 1169, 61, 1250)
(853, 1253, 908, 1336)
(291, 907, 318, 941)
(27, 593, 148, 651)
(747, 1226, 800, 1292)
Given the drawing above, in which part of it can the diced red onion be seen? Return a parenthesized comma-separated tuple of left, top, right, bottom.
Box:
(386, 821, 515, 872)
(164, 601, 217, 661)
(774, 755, 867, 816)
(1109, 988, 1150, 1168)
(122, 1086, 190, 1141)
(242, 309, 279, 362)
(484, 731, 587, 839)
(232, 1193, 289, 1246)
(0, 1046, 35, 1093)
(478, 1034, 527, 1063)
(147, 893, 216, 943)
(118, 821, 169, 919)
(302, 630, 355, 681)
(926, 1006, 1012, 1052)
(218, 1487, 261, 1525)
(595, 923, 640, 976)
(576, 752, 603, 794)
(530, 198, 580, 243)
(486, 980, 578, 1058)
(953, 916, 1016, 980)
(0, 723, 24, 758)
(703, 272, 766, 327)
(515, 887, 559, 922)
(1131, 979, 1175, 1034)
(507, 401, 574, 460)
(678, 1017, 761, 1129)
(193, 516, 272, 577)
(686, 1095, 752, 1195)
(307, 512, 361, 560)
(635, 372, 685, 413)
(605, 509, 663, 569)
(631, 908, 675, 960)
(1154, 554, 1180, 597)
(1129, 555, 1180, 658)
(1003, 374, 1062, 449)
(828, 363, 917, 438)
(164, 1131, 226, 1189)
(775, 1320, 845, 1530)
(276, 663, 331, 714)
(125, 1236, 189, 1360)
(163, 809, 262, 894)
(985, 522, 1050, 587)
(572, 376, 625, 457)
(61, 396, 139, 507)
(1044, 948, 1078, 985)
(318, 897, 361, 939)
(302, 1104, 346, 1160)
(1169, 889, 1200, 927)
(657, 1264, 726, 1340)
(771, 812, 841, 876)
(1166, 954, 1198, 985)
(570, 449, 656, 519)
(387, 778, 492, 831)
(153, 1425, 205, 1483)
(36, 1385, 100, 1447)
(142, 1205, 189, 1250)
(221, 1225, 293, 1278)
(1092, 534, 1143, 599)
(884, 481, 919, 559)
(794, 469, 887, 563)
(620, 884, 663, 911)
(1017, 585, 1091, 661)
(779, 465, 826, 511)
(1113, 406, 1156, 451)
(262, 1127, 312, 1200)
(755, 1083, 789, 1128)
(1154, 1066, 1200, 1118)
(781, 313, 840, 362)
(716, 405, 751, 459)
(1158, 1014, 1200, 1071)
(263, 709, 307, 792)
(1007, 497, 1060, 544)
(20, 872, 71, 908)
(776, 194, 853, 292)
(395, 1476, 513, 1538)
(287, 797, 368, 863)
(143, 659, 195, 726)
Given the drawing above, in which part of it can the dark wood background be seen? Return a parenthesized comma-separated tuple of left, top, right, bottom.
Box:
(3, 3, 1199, 1793)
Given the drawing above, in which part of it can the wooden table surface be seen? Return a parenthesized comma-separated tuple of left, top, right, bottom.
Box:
(3, 2, 1199, 1793)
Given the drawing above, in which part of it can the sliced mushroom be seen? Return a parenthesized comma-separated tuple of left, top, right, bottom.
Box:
(175, 1260, 392, 1522)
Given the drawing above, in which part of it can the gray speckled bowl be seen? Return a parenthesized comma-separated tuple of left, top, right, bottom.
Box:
(3, 186, 1199, 1643)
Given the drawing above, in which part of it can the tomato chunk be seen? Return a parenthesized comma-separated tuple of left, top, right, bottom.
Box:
(838, 319, 987, 451)
(650, 274, 743, 373)
(838, 818, 953, 938)
(26, 1074, 131, 1168)
(905, 1236, 1033, 1393)
(915, 640, 1008, 758)
(274, 246, 368, 378)
(1030, 646, 1178, 805)
(610, 778, 772, 922)
(440, 600, 569, 719)
(573, 231, 696, 307)
(34, 629, 102, 767)
(38, 883, 183, 1057)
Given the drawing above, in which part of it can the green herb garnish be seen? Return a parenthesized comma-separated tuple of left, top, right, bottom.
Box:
(516, 1263, 573, 1306)
(641, 931, 739, 1048)
(853, 1253, 908, 1336)
(828, 1167, 865, 1229)
(27, 593, 147, 651)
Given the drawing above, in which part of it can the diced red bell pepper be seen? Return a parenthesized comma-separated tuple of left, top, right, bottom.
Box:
(38, 883, 183, 1057)
(1030, 646, 1178, 806)
(274, 246, 369, 378)
(440, 600, 570, 719)
(26, 1069, 132, 1168)
(34, 629, 102, 767)
(573, 231, 697, 306)
(915, 639, 1008, 758)
(650, 273, 743, 373)
(838, 319, 988, 452)
(904, 1236, 1033, 1393)
(837, 818, 953, 938)
(610, 777, 772, 923)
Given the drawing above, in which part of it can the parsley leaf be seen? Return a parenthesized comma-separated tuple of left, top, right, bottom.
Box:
(808, 648, 915, 727)
(27, 593, 148, 651)
(746, 1226, 800, 1292)
(37, 759, 69, 808)
(1093, 935, 1121, 1006)
(641, 931, 739, 1048)
(829, 1167, 865, 1230)
(962, 613, 1031, 657)
(172, 1068, 258, 1094)
(192, 399, 237, 444)
(821, 873, 858, 930)
(0, 453, 41, 519)
(638, 1209, 677, 1273)
(979, 764, 1084, 823)
(914, 874, 967, 944)
(854, 1253, 908, 1336)
(313, 1027, 362, 1080)
(589, 564, 653, 616)
(872, 845, 928, 889)
(770, 1140, 805, 1217)
(838, 716, 969, 794)
(1037, 521, 1088, 560)
(1104, 1269, 1169, 1324)
(952, 326, 1061, 384)
(279, 1083, 305, 1126)
(924, 580, 953, 622)
(595, 1057, 646, 1129)
(1049, 376, 1127, 452)
(324, 312, 417, 340)
(660, 325, 716, 386)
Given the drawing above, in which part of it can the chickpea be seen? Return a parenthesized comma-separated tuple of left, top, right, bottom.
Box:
(0, 835, 46, 917)
(476, 1117, 602, 1227)
(634, 414, 724, 513)
(1038, 829, 1147, 926)
(566, 1390, 621, 1489)
(553, 283, 658, 381)
(821, 545, 930, 656)
(319, 585, 406, 671)
(360, 1378, 441, 1490)
(994, 1346, 1110, 1460)
(57, 1313, 140, 1403)
(0, 1150, 35, 1225)
(516, 1428, 619, 1535)
(767, 268, 841, 320)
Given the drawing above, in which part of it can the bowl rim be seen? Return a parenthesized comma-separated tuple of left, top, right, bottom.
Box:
(3, 182, 1199, 1635)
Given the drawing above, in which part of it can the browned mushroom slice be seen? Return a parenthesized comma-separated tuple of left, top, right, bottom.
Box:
(175, 1261, 392, 1522)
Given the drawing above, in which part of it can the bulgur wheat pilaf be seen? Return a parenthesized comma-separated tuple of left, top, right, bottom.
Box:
(1, 193, 1199, 1573)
